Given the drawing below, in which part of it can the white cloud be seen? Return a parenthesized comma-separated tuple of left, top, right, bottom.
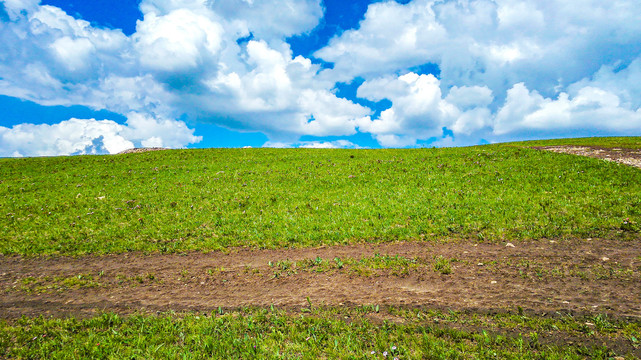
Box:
(355, 71, 641, 146)
(1, 0, 640, 153)
(0, 119, 133, 157)
(494, 83, 641, 135)
(2, 0, 39, 20)
(197, 39, 371, 138)
(139, 0, 322, 42)
(317, 0, 641, 97)
(0, 113, 201, 157)
(0, 0, 369, 154)
(263, 139, 361, 149)
(356, 72, 493, 146)
(121, 112, 202, 148)
(315, 0, 447, 82)
(313, 0, 641, 146)
(207, 0, 322, 40)
(568, 56, 641, 109)
(134, 9, 224, 72)
(50, 36, 95, 72)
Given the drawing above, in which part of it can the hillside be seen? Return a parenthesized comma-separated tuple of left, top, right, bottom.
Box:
(1, 139, 640, 256)
(1, 137, 640, 359)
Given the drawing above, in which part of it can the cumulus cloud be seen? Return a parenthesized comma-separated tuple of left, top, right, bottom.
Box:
(0, 113, 201, 157)
(140, 0, 323, 40)
(0, 119, 131, 157)
(1, 0, 640, 153)
(317, 0, 641, 97)
(197, 39, 371, 138)
(315, 0, 641, 146)
(356, 72, 493, 146)
(354, 70, 641, 146)
(134, 9, 224, 73)
(0, 0, 370, 154)
(494, 83, 641, 136)
(263, 139, 361, 149)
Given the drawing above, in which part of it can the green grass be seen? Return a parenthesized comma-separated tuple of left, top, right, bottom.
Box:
(265, 254, 447, 278)
(14, 274, 102, 294)
(1, 308, 636, 359)
(506, 136, 641, 148)
(1, 138, 640, 256)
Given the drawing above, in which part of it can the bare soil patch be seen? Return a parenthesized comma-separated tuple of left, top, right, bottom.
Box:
(2, 239, 640, 320)
(537, 145, 641, 169)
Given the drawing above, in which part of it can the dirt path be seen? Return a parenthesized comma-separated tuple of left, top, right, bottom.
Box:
(537, 145, 641, 169)
(2, 239, 640, 320)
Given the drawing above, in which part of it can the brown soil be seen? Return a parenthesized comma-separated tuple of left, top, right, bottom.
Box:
(536, 145, 641, 169)
(3, 239, 641, 356)
(2, 239, 640, 320)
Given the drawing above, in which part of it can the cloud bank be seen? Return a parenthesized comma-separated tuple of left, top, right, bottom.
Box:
(0, 0, 640, 155)
(0, 113, 201, 157)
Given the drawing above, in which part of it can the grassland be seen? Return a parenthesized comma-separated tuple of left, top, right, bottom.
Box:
(1, 141, 640, 256)
(1, 137, 641, 359)
(2, 308, 638, 359)
(506, 136, 641, 149)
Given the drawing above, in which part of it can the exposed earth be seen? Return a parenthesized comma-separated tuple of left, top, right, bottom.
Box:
(536, 145, 641, 169)
(2, 239, 639, 320)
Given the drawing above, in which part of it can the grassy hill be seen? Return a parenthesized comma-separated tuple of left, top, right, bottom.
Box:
(506, 136, 641, 148)
(2, 137, 641, 359)
(1, 138, 639, 256)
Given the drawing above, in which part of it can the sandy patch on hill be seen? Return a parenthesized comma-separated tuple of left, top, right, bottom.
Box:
(538, 146, 641, 169)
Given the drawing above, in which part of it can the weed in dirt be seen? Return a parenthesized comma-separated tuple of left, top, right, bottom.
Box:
(263, 254, 430, 278)
(432, 255, 453, 275)
(350, 254, 419, 277)
(11, 274, 102, 294)
(112, 273, 160, 286)
(1, 138, 640, 256)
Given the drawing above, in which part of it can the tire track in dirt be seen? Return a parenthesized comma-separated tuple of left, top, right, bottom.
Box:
(536, 145, 641, 169)
(2, 239, 640, 320)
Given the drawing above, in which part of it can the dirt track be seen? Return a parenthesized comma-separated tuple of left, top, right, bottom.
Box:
(537, 145, 641, 169)
(2, 239, 640, 320)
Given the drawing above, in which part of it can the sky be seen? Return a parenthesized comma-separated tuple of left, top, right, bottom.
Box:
(0, 0, 640, 156)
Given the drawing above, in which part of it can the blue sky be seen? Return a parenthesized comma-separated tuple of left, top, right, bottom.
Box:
(0, 0, 640, 156)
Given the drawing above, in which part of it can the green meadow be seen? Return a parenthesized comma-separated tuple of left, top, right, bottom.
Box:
(2, 137, 641, 359)
(1, 139, 640, 256)
(507, 136, 641, 148)
(2, 308, 638, 359)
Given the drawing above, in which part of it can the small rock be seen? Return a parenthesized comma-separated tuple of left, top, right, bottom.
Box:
(585, 322, 595, 327)
(506, 242, 515, 248)
(562, 301, 570, 304)
(490, 281, 497, 284)
(549, 240, 556, 244)
(601, 257, 610, 261)
(477, 263, 484, 266)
